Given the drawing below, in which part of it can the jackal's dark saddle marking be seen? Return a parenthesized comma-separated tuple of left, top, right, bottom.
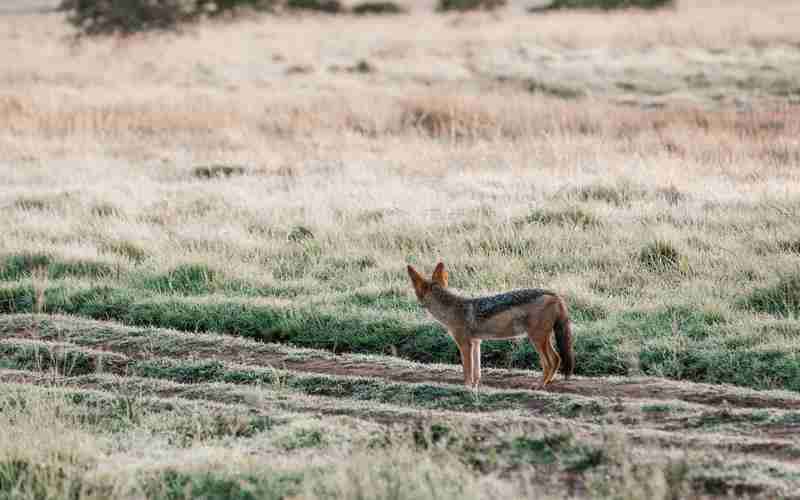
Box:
(472, 289, 552, 321)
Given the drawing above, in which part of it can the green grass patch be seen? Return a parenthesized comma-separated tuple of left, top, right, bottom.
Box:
(3, 280, 800, 393)
(0, 341, 106, 376)
(741, 273, 800, 317)
(514, 207, 601, 228)
(639, 346, 800, 392)
(641, 404, 672, 413)
(143, 264, 219, 295)
(0, 459, 86, 500)
(0, 253, 114, 281)
(277, 428, 326, 451)
(146, 469, 304, 500)
(0, 284, 38, 314)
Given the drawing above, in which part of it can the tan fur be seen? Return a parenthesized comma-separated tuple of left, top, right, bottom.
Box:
(407, 262, 573, 390)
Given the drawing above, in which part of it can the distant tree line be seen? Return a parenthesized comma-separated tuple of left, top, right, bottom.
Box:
(62, 0, 674, 36)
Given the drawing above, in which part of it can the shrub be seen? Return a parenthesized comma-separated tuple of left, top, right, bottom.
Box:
(437, 0, 505, 11)
(67, 0, 275, 36)
(192, 164, 248, 179)
(351, 1, 405, 14)
(529, 0, 673, 11)
(286, 0, 342, 12)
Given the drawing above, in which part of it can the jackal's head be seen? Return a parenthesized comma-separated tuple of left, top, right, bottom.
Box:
(407, 262, 448, 302)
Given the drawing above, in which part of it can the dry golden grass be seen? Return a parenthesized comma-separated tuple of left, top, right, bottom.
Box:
(2, 0, 800, 318)
(1, 3, 800, 497)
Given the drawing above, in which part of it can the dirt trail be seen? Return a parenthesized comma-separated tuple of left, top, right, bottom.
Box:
(275, 356, 800, 411)
(2, 367, 799, 468)
(4, 326, 800, 412)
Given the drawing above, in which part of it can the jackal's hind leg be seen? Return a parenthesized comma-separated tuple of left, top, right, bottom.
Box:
(531, 338, 551, 390)
(471, 340, 481, 389)
(544, 332, 562, 385)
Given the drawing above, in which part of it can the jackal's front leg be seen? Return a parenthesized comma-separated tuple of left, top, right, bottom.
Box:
(457, 341, 473, 388)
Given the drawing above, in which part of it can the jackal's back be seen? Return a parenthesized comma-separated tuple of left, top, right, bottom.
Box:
(472, 288, 554, 321)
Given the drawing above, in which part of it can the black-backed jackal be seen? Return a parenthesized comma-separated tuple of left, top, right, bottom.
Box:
(407, 262, 575, 389)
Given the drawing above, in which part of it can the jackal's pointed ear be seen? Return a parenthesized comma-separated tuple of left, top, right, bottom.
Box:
(407, 265, 423, 287)
(407, 265, 428, 300)
(432, 262, 448, 288)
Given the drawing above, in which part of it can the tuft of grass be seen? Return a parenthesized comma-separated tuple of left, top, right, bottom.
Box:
(399, 99, 496, 140)
(100, 240, 147, 263)
(641, 404, 672, 413)
(638, 240, 684, 272)
(777, 239, 800, 255)
(573, 182, 647, 207)
(565, 295, 608, 321)
(465, 237, 536, 258)
(12, 196, 62, 211)
(287, 226, 314, 242)
(515, 207, 601, 228)
(147, 469, 304, 500)
(0, 254, 51, 281)
(655, 185, 688, 206)
(142, 264, 219, 295)
(307, 449, 479, 500)
(741, 273, 800, 317)
(527, 79, 585, 99)
(90, 202, 123, 218)
(0, 341, 101, 377)
(191, 164, 247, 179)
(277, 428, 326, 451)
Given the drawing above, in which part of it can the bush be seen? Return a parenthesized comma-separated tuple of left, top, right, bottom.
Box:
(67, 0, 275, 36)
(437, 0, 506, 12)
(529, 0, 673, 11)
(351, 1, 405, 14)
(192, 164, 248, 179)
(286, 0, 342, 12)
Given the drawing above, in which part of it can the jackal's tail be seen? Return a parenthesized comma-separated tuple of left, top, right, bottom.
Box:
(553, 298, 575, 379)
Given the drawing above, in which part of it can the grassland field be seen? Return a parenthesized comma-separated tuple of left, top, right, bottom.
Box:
(2, 0, 800, 498)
